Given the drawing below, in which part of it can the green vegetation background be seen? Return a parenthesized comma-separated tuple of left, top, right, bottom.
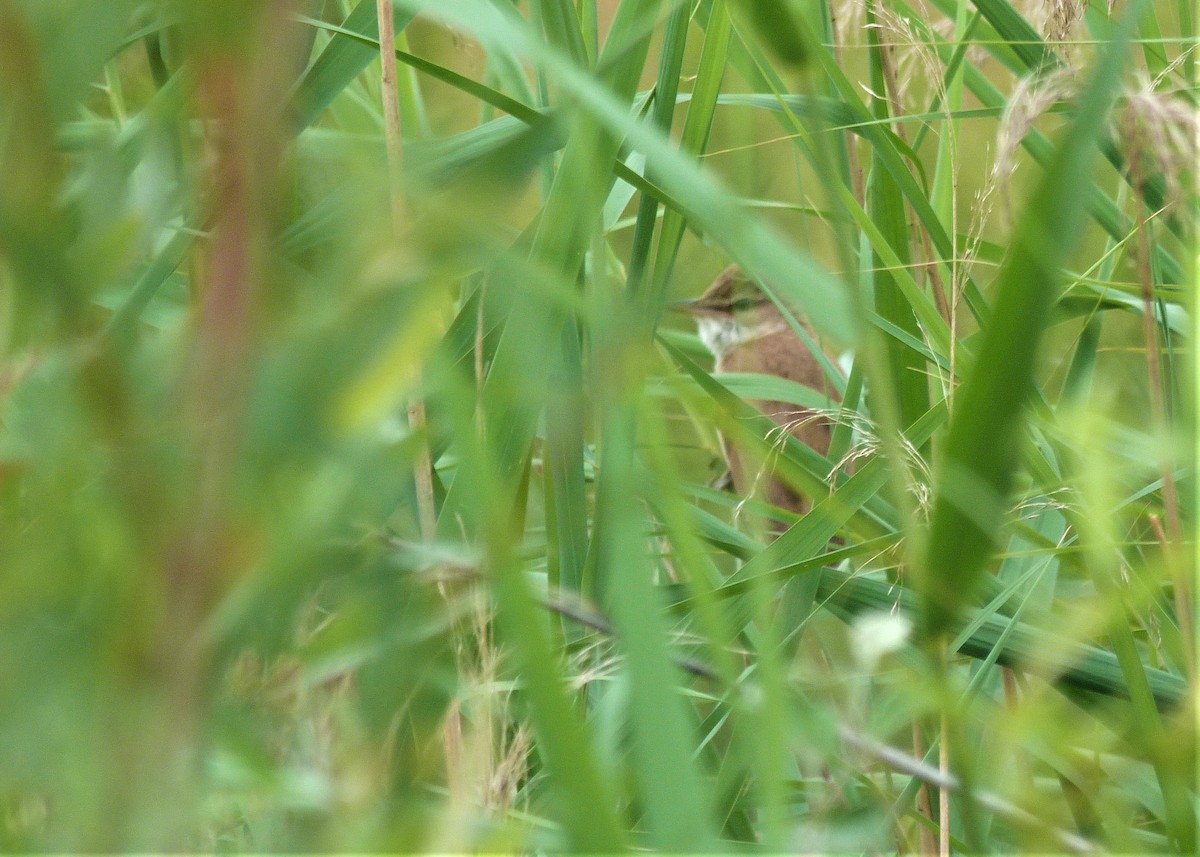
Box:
(0, 0, 1193, 852)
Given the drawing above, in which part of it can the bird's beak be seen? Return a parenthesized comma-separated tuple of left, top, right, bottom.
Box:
(670, 297, 704, 316)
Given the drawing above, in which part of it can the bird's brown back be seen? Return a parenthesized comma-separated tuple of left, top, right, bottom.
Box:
(718, 325, 838, 517)
(694, 268, 841, 521)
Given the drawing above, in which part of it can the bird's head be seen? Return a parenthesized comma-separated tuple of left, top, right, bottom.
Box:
(675, 265, 788, 360)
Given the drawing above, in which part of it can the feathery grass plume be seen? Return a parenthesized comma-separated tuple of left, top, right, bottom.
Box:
(1015, 0, 1087, 47)
(1115, 70, 1199, 209)
(994, 66, 1079, 220)
(867, 2, 950, 117)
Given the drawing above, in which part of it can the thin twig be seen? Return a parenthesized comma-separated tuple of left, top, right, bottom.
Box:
(840, 725, 1100, 854)
(541, 593, 718, 681)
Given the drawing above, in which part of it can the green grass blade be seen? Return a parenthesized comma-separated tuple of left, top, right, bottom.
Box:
(921, 5, 1142, 638)
(594, 405, 720, 849)
(544, 318, 589, 603)
(648, 0, 731, 291)
(625, 0, 689, 292)
(103, 227, 193, 341)
(535, 0, 589, 69)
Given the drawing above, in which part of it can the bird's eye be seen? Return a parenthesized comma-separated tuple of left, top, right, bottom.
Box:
(732, 298, 757, 311)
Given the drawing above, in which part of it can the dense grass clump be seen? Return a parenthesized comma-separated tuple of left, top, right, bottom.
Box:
(0, 0, 1193, 852)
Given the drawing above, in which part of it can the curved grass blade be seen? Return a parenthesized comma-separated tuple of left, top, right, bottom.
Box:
(920, 5, 1142, 639)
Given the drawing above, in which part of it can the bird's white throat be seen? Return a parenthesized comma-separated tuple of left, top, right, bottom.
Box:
(698, 316, 858, 380)
(697, 317, 786, 362)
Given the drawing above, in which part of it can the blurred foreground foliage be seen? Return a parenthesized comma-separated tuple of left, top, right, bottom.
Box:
(0, 0, 1194, 852)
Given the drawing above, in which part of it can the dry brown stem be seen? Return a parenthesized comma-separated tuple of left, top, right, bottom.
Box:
(376, 0, 437, 543)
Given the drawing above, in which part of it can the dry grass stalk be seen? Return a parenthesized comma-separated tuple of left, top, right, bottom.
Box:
(1114, 76, 1195, 683)
(376, 0, 437, 544)
(435, 588, 531, 850)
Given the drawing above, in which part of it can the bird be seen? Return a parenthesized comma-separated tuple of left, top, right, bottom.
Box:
(678, 265, 841, 525)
